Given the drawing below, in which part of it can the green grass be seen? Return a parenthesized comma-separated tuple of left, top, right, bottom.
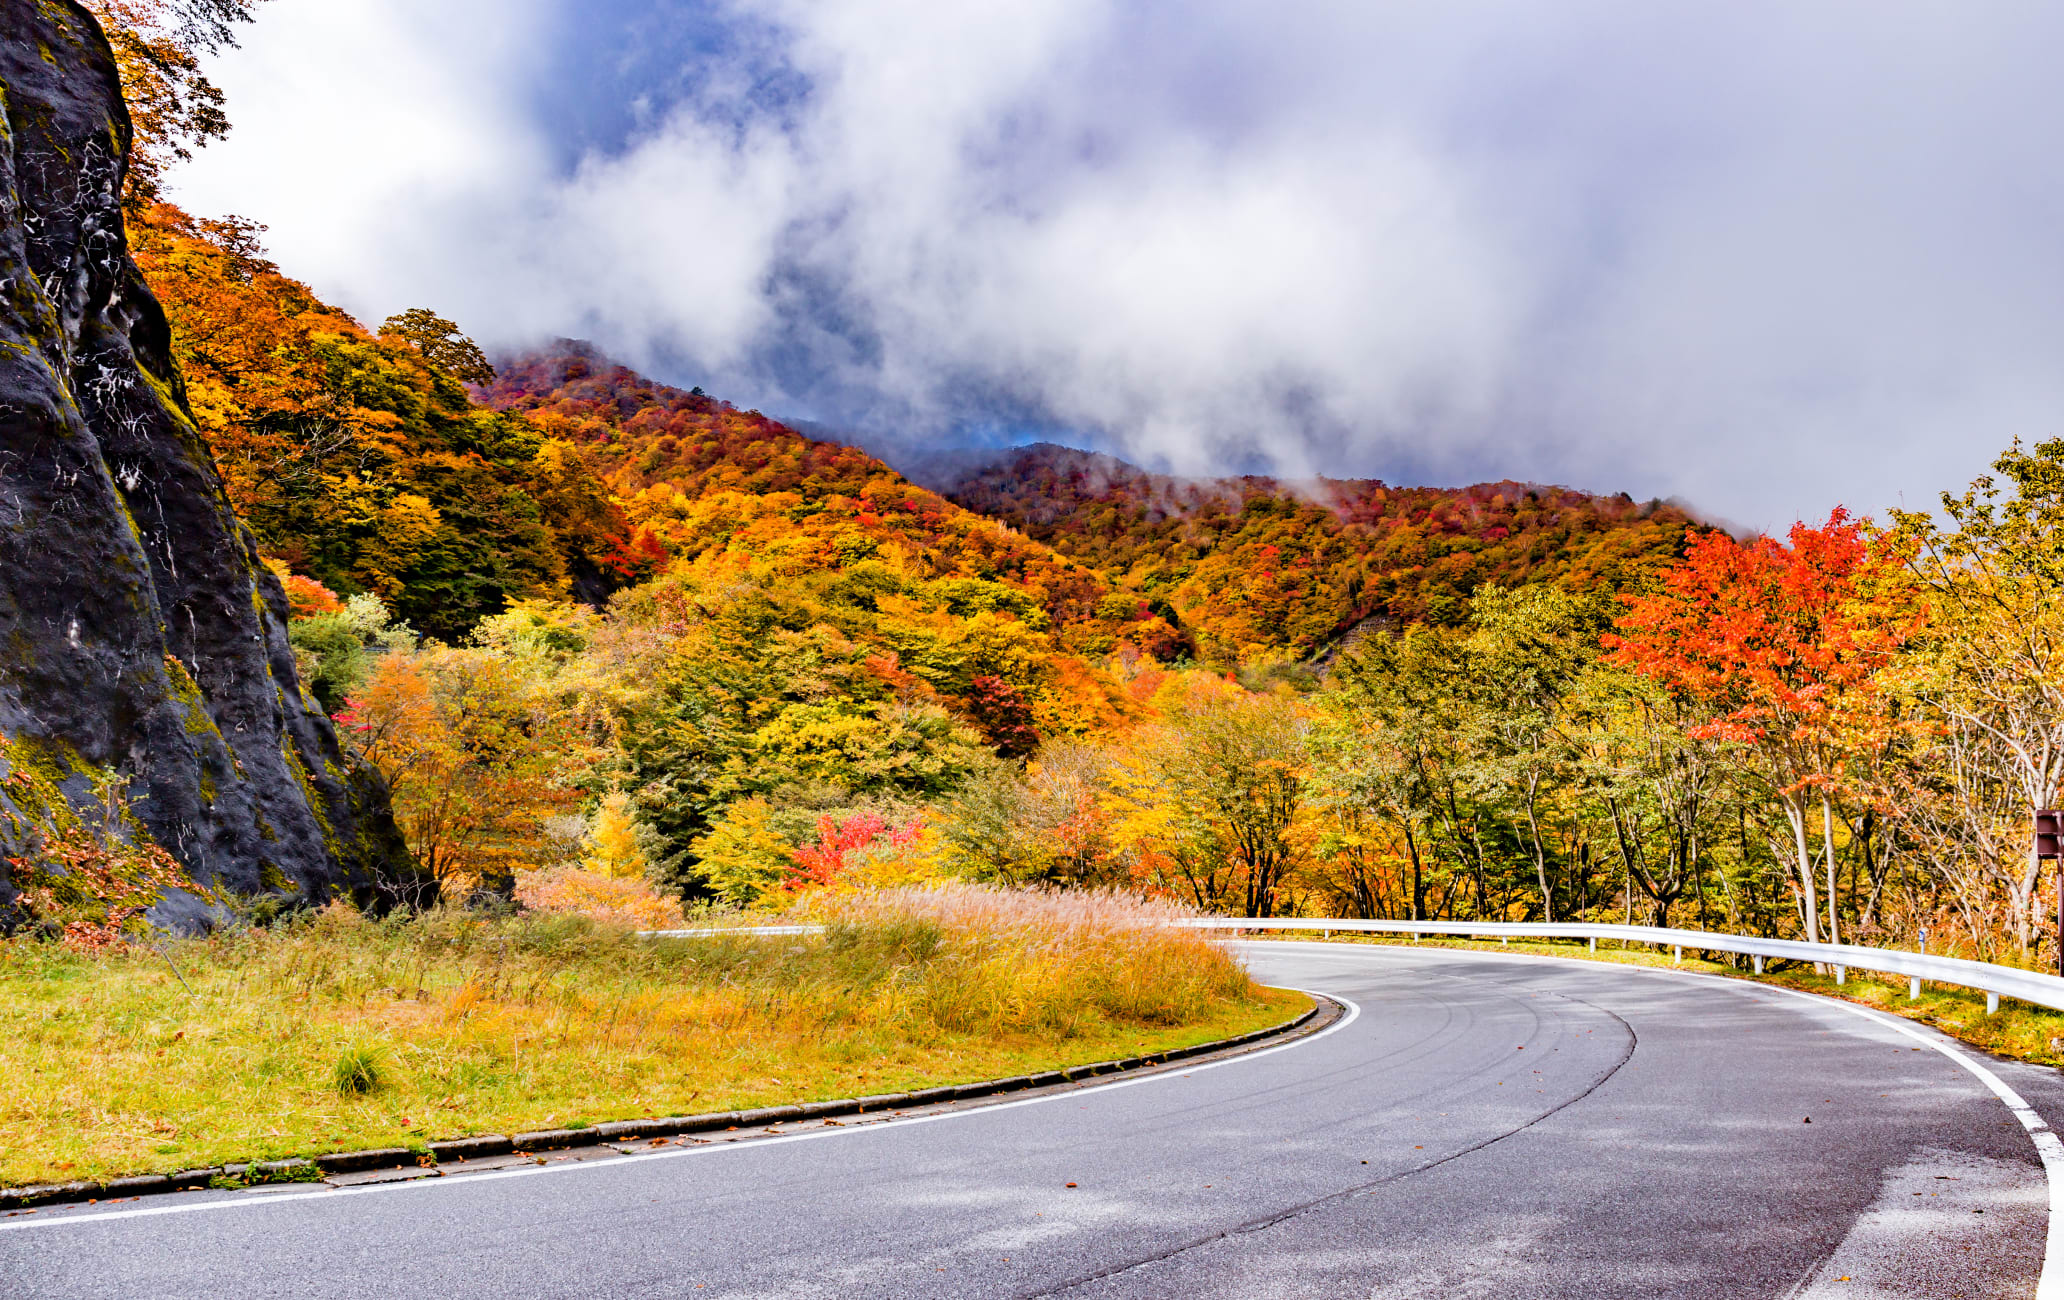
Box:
(1262, 932, 2064, 1066)
(0, 892, 1303, 1188)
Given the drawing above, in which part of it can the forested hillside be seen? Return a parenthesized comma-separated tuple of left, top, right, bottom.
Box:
(18, 0, 2062, 999)
(477, 355, 1700, 664)
(132, 208, 627, 640)
(943, 444, 1699, 658)
(474, 348, 1183, 656)
(100, 205, 2064, 979)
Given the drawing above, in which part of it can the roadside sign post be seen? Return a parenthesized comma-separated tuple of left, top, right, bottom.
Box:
(2036, 810, 2064, 976)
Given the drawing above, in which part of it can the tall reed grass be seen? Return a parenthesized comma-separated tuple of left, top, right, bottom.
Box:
(0, 886, 1294, 1187)
(796, 885, 1253, 1034)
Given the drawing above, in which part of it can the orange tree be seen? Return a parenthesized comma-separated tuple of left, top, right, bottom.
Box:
(337, 649, 578, 892)
(84, 0, 265, 210)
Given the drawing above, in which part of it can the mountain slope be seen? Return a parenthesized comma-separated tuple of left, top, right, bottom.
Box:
(483, 346, 903, 502)
(481, 353, 1697, 662)
(939, 444, 1698, 656)
(478, 347, 1185, 657)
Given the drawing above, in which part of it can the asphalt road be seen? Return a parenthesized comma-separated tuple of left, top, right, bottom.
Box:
(4, 941, 2058, 1299)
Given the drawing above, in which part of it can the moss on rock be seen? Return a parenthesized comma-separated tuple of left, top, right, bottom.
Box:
(0, 0, 417, 928)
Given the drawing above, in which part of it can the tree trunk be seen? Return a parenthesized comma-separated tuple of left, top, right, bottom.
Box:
(1524, 776, 1554, 924)
(1821, 795, 1841, 946)
(1404, 821, 1424, 922)
(1606, 796, 1639, 925)
(2016, 848, 2039, 958)
(1468, 823, 1490, 919)
(1786, 800, 1822, 944)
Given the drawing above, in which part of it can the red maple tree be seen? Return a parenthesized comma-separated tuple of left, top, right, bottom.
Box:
(1604, 509, 1918, 942)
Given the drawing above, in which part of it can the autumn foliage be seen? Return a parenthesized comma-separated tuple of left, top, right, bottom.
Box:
(1607, 509, 1908, 728)
(126, 202, 2062, 973)
(1604, 511, 1919, 943)
(83, 0, 262, 209)
(129, 206, 632, 639)
(88, 1, 2064, 978)
(946, 444, 1697, 659)
(337, 649, 578, 891)
(788, 813, 925, 890)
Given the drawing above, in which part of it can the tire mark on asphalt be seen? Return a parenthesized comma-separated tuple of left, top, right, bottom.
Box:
(1273, 939, 2064, 1300)
(1019, 988, 1640, 1299)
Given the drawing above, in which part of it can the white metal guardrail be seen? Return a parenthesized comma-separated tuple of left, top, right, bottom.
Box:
(1177, 917, 2064, 1015)
(642, 917, 2064, 1015)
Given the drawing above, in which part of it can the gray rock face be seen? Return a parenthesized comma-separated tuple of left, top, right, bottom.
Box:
(0, 0, 413, 921)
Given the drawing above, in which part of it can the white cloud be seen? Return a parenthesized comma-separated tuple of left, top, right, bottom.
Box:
(173, 0, 555, 322)
(171, 0, 2064, 528)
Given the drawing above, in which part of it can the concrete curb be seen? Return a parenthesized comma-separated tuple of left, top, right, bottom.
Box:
(0, 996, 1331, 1213)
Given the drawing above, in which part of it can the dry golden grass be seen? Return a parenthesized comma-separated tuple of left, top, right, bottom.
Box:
(0, 887, 1298, 1188)
(512, 863, 684, 929)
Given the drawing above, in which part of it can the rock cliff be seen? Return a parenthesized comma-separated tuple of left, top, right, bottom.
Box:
(0, 0, 413, 924)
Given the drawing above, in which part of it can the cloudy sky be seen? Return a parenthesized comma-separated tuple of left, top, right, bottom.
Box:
(169, 0, 2064, 529)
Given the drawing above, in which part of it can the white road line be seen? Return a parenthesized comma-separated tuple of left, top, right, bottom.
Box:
(21, 938, 2056, 1300)
(1750, 981, 2064, 1300)
(1241, 939, 2064, 1300)
(0, 990, 1360, 1233)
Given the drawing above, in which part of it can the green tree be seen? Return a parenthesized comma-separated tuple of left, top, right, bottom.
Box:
(1325, 625, 1492, 920)
(287, 593, 416, 712)
(942, 743, 1125, 888)
(379, 308, 497, 386)
(1889, 439, 2064, 956)
(1463, 587, 1600, 922)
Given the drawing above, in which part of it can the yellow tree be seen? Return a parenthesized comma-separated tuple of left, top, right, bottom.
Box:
(1889, 441, 2064, 956)
(339, 648, 577, 890)
(581, 791, 651, 879)
(689, 799, 796, 908)
(1104, 673, 1308, 916)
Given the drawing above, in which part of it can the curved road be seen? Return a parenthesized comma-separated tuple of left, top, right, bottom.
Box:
(4, 942, 2059, 1298)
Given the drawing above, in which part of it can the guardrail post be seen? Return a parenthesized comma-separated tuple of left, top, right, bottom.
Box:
(1673, 945, 1683, 964)
(1752, 955, 1764, 975)
(1500, 935, 1508, 945)
(1909, 976, 1921, 1000)
(1987, 991, 2000, 1015)
(1835, 966, 1846, 985)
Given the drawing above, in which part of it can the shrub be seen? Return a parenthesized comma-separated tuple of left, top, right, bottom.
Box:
(331, 1042, 386, 1096)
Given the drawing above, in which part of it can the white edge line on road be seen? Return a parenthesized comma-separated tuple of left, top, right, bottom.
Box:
(0, 989, 1359, 1234)
(1239, 938, 2064, 1300)
(1752, 981, 2064, 1300)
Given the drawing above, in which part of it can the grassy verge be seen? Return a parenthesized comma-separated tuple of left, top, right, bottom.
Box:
(1, 887, 1302, 1189)
(1256, 933, 2064, 1069)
